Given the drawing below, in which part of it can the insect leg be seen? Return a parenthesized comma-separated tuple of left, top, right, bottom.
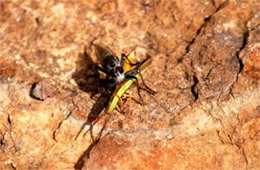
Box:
(125, 69, 156, 94)
(125, 74, 144, 105)
(122, 92, 143, 105)
(116, 97, 126, 114)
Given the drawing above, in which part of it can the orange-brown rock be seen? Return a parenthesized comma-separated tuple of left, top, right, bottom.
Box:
(0, 0, 259, 169)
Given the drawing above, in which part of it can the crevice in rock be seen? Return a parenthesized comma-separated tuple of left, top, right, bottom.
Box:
(184, 19, 206, 55)
(211, 0, 216, 9)
(217, 131, 249, 168)
(216, 128, 234, 146)
(217, 26, 248, 102)
(241, 147, 249, 167)
(8, 114, 12, 125)
(7, 114, 18, 152)
(229, 29, 249, 97)
(237, 144, 249, 168)
(10, 162, 17, 170)
(185, 1, 228, 56)
(173, 0, 229, 68)
(237, 30, 249, 74)
(191, 75, 199, 101)
(215, 104, 249, 167)
(234, 142, 249, 168)
(201, 105, 226, 130)
(0, 132, 5, 147)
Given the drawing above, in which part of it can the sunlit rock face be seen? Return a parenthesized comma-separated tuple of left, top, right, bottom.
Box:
(0, 0, 259, 169)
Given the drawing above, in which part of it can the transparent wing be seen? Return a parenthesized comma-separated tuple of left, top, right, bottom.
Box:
(94, 43, 116, 62)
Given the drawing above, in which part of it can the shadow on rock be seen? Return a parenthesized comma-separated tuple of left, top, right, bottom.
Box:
(72, 46, 99, 95)
(72, 47, 110, 139)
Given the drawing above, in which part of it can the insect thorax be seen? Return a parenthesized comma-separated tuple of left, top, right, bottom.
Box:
(102, 55, 120, 70)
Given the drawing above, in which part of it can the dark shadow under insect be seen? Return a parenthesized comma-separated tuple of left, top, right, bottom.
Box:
(72, 46, 110, 122)
(72, 46, 111, 140)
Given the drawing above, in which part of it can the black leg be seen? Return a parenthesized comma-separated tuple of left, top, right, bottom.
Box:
(125, 69, 156, 95)
(124, 68, 139, 75)
(116, 97, 126, 114)
(138, 72, 156, 94)
(125, 75, 144, 105)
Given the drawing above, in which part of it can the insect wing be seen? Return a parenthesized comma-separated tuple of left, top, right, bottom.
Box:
(94, 43, 116, 62)
(106, 55, 152, 114)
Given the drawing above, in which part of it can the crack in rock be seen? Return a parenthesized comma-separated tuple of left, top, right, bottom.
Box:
(236, 30, 249, 75)
(191, 75, 199, 101)
(185, 0, 228, 56)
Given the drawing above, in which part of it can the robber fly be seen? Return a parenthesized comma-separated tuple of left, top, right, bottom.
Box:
(94, 43, 156, 104)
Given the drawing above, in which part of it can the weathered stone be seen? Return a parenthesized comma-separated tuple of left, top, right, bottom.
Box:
(0, 0, 259, 169)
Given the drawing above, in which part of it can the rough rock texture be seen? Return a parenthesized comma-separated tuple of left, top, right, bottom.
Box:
(0, 0, 260, 169)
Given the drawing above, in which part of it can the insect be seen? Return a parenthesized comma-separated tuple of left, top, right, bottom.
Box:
(76, 46, 155, 140)
(94, 43, 156, 104)
(106, 54, 153, 113)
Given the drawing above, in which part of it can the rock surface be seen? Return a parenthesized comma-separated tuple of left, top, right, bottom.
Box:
(0, 0, 259, 169)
